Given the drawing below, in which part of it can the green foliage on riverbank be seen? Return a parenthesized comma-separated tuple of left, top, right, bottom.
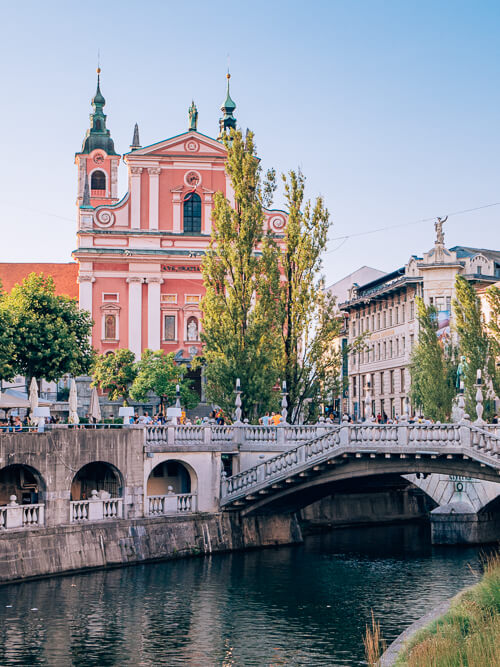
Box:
(394, 551, 500, 666)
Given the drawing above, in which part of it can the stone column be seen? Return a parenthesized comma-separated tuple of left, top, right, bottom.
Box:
(148, 168, 161, 230)
(130, 167, 143, 229)
(146, 277, 163, 350)
(127, 277, 143, 358)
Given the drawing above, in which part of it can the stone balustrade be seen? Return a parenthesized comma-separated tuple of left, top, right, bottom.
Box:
(70, 494, 123, 523)
(147, 493, 197, 515)
(221, 423, 500, 507)
(0, 496, 44, 529)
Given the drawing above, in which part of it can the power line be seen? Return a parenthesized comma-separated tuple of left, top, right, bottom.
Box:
(326, 201, 500, 252)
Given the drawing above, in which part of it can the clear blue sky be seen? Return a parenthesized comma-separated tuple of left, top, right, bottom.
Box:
(0, 0, 499, 285)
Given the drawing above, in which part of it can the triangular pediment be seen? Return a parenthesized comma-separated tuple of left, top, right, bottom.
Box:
(125, 131, 227, 159)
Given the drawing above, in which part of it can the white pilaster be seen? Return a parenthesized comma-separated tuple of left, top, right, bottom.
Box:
(127, 277, 143, 358)
(148, 168, 161, 230)
(203, 191, 214, 235)
(225, 172, 235, 207)
(172, 192, 182, 232)
(78, 275, 95, 342)
(146, 277, 163, 350)
(130, 167, 143, 229)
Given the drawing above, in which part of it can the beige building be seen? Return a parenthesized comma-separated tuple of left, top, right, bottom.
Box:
(339, 227, 500, 420)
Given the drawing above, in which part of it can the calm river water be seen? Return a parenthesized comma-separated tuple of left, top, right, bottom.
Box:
(0, 523, 489, 666)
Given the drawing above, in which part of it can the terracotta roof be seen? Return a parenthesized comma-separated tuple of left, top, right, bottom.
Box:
(0, 263, 79, 299)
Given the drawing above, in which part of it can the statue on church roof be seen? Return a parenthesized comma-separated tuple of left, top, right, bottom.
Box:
(435, 216, 447, 245)
(188, 101, 198, 131)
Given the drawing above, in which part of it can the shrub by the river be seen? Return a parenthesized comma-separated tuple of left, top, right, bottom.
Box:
(394, 550, 500, 666)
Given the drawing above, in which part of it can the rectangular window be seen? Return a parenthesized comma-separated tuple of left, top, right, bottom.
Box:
(410, 301, 415, 320)
(185, 295, 200, 304)
(383, 342, 387, 359)
(164, 315, 176, 341)
(410, 334, 414, 350)
(390, 370, 395, 394)
(394, 307, 399, 325)
(353, 376, 357, 397)
(377, 313, 380, 329)
(446, 296, 451, 311)
(389, 309, 393, 326)
(161, 294, 177, 304)
(402, 336, 406, 354)
(396, 338, 399, 356)
(383, 311, 387, 328)
(389, 340, 393, 358)
(379, 372, 384, 394)
(102, 293, 119, 302)
(401, 305, 405, 322)
(401, 368, 405, 392)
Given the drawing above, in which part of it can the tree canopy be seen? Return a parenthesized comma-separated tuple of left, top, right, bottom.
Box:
(91, 348, 137, 403)
(1, 273, 94, 383)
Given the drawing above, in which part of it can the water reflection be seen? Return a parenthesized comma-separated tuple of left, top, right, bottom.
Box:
(0, 523, 489, 666)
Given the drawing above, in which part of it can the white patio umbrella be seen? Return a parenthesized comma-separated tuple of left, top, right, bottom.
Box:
(68, 379, 80, 424)
(89, 386, 101, 424)
(29, 377, 39, 424)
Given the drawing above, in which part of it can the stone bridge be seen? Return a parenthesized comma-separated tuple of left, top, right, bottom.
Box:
(220, 423, 500, 522)
(0, 421, 499, 544)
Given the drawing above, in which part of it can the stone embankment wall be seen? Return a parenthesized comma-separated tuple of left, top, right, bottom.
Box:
(0, 512, 302, 585)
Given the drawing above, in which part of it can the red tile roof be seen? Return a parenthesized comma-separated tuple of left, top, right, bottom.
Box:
(0, 263, 79, 299)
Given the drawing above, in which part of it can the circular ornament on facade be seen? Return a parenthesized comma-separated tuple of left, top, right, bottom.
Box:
(185, 140, 199, 152)
(184, 170, 201, 187)
(94, 209, 115, 228)
(93, 152, 105, 164)
(270, 216, 286, 231)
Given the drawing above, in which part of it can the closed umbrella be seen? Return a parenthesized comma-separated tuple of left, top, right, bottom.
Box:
(89, 387, 101, 424)
(68, 379, 79, 424)
(29, 377, 39, 424)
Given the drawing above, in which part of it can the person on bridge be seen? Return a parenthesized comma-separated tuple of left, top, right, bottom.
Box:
(259, 412, 270, 426)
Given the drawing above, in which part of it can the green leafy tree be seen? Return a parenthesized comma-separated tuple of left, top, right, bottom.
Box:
(410, 298, 456, 421)
(485, 285, 500, 398)
(0, 281, 15, 381)
(91, 349, 137, 403)
(278, 170, 342, 422)
(453, 274, 495, 416)
(201, 129, 282, 420)
(3, 273, 94, 384)
(129, 349, 198, 413)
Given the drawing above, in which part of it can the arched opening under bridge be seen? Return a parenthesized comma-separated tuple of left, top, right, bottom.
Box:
(0, 464, 46, 505)
(71, 462, 123, 500)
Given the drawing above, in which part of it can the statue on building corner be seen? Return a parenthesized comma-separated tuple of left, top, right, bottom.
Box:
(435, 216, 447, 245)
(188, 101, 198, 131)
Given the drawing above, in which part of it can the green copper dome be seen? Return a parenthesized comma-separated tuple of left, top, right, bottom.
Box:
(80, 70, 118, 155)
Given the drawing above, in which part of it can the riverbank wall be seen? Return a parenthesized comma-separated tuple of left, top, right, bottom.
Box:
(0, 512, 303, 585)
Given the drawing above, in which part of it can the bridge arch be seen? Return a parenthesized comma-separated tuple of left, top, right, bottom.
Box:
(70, 461, 124, 501)
(0, 463, 47, 505)
(226, 455, 500, 517)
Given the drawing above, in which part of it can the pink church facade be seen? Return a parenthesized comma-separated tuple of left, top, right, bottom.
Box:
(73, 73, 287, 363)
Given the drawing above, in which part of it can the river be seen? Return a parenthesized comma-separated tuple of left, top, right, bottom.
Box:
(0, 522, 490, 666)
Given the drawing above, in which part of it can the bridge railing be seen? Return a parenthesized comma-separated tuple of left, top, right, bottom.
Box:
(0, 498, 45, 530)
(220, 422, 500, 504)
(145, 423, 339, 448)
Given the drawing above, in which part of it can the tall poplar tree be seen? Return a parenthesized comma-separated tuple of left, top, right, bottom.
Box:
(485, 285, 500, 398)
(453, 274, 495, 415)
(410, 297, 455, 421)
(201, 130, 281, 419)
(279, 170, 341, 423)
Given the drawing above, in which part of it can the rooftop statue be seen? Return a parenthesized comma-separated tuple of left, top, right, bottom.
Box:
(435, 215, 447, 245)
(188, 101, 198, 131)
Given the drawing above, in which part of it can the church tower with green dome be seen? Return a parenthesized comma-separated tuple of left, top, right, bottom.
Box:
(75, 68, 121, 211)
(218, 72, 237, 140)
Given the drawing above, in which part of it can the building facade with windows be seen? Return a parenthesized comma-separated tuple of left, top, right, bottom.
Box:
(73, 72, 287, 363)
(340, 229, 500, 420)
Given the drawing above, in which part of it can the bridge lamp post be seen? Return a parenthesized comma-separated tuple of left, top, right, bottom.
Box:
(457, 380, 466, 422)
(234, 378, 243, 426)
(364, 381, 374, 423)
(281, 381, 288, 425)
(474, 369, 485, 426)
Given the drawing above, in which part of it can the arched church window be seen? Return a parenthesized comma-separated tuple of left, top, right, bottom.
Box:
(91, 170, 106, 191)
(183, 193, 201, 234)
(105, 314, 116, 340)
